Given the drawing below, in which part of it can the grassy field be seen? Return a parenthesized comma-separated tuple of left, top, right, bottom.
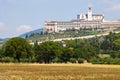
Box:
(0, 63, 120, 80)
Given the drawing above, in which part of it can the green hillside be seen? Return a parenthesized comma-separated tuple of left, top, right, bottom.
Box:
(26, 28, 103, 42)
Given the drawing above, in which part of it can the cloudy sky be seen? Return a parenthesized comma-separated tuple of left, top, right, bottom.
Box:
(0, 0, 120, 38)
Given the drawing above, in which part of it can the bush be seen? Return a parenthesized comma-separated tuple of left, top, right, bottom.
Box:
(0, 49, 3, 58)
(0, 57, 14, 63)
(90, 57, 120, 65)
(52, 57, 62, 63)
(90, 57, 111, 64)
(78, 58, 84, 64)
(111, 58, 120, 65)
(70, 58, 76, 63)
(90, 58, 98, 64)
(30, 58, 37, 63)
(20, 59, 30, 63)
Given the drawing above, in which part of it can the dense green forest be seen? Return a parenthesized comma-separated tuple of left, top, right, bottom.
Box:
(0, 32, 120, 64)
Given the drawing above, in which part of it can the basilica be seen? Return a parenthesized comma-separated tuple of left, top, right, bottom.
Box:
(44, 7, 120, 33)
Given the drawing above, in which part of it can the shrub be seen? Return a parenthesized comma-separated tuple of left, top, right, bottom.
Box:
(111, 58, 120, 65)
(90, 57, 120, 65)
(52, 57, 62, 63)
(0, 57, 14, 63)
(30, 58, 37, 63)
(70, 58, 76, 63)
(78, 58, 84, 64)
(90, 58, 100, 64)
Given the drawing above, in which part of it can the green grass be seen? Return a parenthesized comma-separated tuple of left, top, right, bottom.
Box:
(0, 63, 120, 80)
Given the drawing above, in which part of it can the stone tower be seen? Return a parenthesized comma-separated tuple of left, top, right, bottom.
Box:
(88, 7, 92, 21)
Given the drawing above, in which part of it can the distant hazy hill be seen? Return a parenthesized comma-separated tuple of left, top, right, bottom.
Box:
(0, 38, 9, 47)
(0, 38, 9, 42)
(20, 28, 43, 38)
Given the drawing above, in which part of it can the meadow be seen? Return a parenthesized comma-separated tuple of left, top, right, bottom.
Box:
(0, 63, 120, 80)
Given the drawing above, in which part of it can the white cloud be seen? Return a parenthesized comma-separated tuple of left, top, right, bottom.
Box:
(17, 25, 33, 33)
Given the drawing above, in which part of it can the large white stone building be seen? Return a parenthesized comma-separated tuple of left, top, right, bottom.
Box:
(44, 7, 120, 33)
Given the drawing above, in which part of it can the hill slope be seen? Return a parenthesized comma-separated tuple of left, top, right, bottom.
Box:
(26, 28, 103, 42)
(20, 28, 43, 38)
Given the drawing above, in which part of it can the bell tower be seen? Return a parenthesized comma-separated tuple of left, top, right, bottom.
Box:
(88, 7, 92, 21)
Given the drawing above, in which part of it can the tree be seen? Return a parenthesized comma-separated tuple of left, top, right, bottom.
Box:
(70, 58, 77, 63)
(0, 49, 3, 58)
(112, 39, 120, 50)
(59, 47, 74, 63)
(73, 40, 97, 61)
(110, 50, 120, 58)
(35, 41, 63, 63)
(3, 37, 34, 62)
(78, 58, 84, 63)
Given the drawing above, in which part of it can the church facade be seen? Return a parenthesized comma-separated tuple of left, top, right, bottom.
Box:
(44, 7, 120, 33)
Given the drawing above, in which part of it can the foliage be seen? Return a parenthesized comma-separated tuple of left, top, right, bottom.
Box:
(78, 58, 84, 63)
(27, 28, 102, 42)
(70, 58, 77, 63)
(90, 57, 120, 65)
(52, 57, 62, 63)
(0, 32, 120, 64)
(0, 57, 14, 63)
(0, 49, 3, 58)
(110, 50, 120, 58)
(60, 47, 74, 63)
(35, 41, 63, 63)
(112, 39, 120, 50)
(3, 37, 34, 62)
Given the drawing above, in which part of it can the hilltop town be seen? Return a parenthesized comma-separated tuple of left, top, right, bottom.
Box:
(44, 7, 120, 33)
(25, 7, 120, 43)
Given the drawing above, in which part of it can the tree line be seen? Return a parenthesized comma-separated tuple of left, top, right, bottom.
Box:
(0, 32, 120, 64)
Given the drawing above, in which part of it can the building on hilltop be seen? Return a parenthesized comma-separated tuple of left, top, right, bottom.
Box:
(44, 7, 120, 33)
(77, 7, 104, 21)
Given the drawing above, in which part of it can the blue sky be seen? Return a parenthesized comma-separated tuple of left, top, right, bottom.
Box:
(0, 0, 120, 38)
